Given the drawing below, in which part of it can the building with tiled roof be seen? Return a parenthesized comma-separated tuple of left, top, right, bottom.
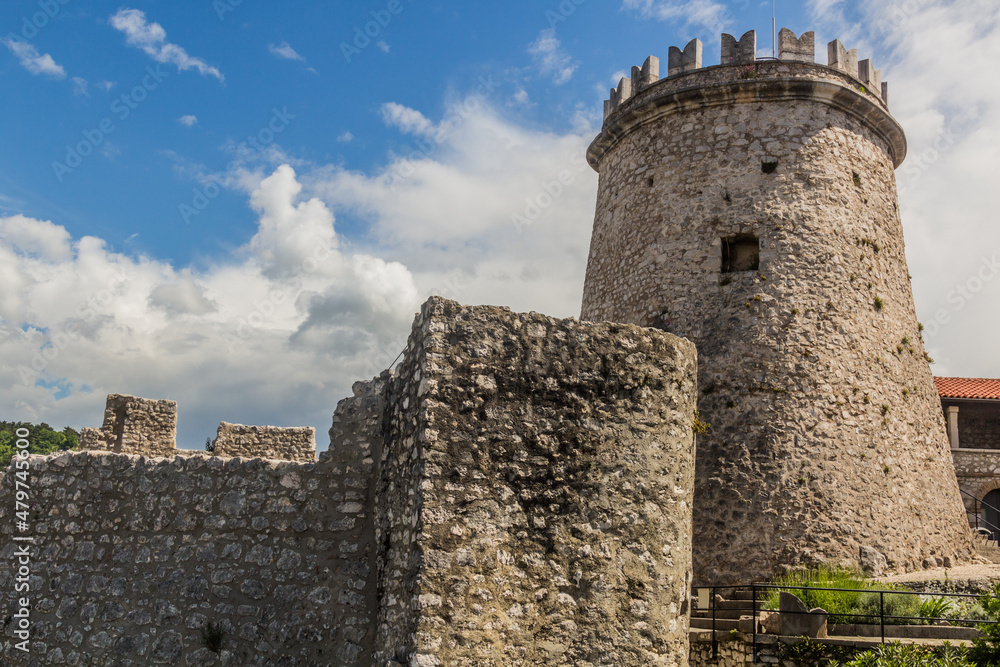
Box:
(937, 377, 1000, 539)
(936, 377, 1000, 402)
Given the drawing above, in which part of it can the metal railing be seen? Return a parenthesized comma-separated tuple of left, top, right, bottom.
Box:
(692, 583, 999, 663)
(961, 488, 1000, 542)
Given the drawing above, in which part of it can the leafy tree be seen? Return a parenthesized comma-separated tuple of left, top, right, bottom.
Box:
(0, 421, 80, 467)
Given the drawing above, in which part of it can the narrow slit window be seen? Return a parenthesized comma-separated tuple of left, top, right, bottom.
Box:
(721, 235, 760, 273)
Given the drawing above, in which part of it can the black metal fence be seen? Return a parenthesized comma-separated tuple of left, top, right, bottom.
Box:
(692, 583, 999, 663)
(962, 488, 1000, 542)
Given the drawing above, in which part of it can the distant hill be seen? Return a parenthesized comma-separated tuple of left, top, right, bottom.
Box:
(0, 422, 79, 468)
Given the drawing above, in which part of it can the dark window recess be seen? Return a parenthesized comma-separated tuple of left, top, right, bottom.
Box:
(761, 159, 778, 174)
(722, 236, 760, 273)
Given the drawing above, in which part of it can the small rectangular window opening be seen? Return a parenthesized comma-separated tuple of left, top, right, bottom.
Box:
(722, 235, 760, 273)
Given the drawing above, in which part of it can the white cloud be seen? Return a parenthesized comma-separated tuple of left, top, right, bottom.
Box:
(0, 165, 420, 447)
(621, 0, 730, 33)
(110, 8, 224, 81)
(0, 97, 595, 447)
(71, 77, 88, 96)
(268, 41, 305, 62)
(377, 40, 390, 53)
(178, 115, 198, 127)
(2, 38, 66, 78)
(838, 0, 1000, 379)
(97, 80, 116, 92)
(337, 131, 355, 143)
(527, 29, 577, 85)
(0, 215, 72, 261)
(380, 102, 441, 139)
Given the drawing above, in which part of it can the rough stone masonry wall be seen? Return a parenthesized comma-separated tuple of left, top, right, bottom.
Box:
(952, 448, 1000, 511)
(79, 394, 178, 457)
(212, 422, 317, 462)
(581, 58, 973, 583)
(0, 449, 377, 665)
(374, 298, 699, 666)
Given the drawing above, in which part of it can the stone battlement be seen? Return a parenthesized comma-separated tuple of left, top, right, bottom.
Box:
(604, 29, 888, 122)
(79, 394, 316, 462)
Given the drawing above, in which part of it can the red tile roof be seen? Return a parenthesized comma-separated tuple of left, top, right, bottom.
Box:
(935, 377, 1000, 400)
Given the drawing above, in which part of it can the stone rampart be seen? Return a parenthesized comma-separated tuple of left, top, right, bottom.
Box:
(374, 298, 698, 666)
(80, 394, 177, 456)
(0, 451, 375, 665)
(212, 422, 316, 462)
(0, 298, 698, 665)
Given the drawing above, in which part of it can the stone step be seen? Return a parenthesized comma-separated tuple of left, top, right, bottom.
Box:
(690, 616, 742, 632)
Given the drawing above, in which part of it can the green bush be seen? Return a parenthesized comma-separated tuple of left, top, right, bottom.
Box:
(968, 583, 1000, 666)
(851, 588, 922, 625)
(831, 642, 972, 667)
(765, 566, 871, 623)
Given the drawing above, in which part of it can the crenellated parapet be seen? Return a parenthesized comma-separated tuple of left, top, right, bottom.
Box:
(603, 28, 889, 120)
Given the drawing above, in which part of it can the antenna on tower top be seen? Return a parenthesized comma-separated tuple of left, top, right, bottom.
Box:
(772, 0, 777, 58)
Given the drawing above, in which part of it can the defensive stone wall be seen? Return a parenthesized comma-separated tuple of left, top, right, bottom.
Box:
(373, 298, 698, 666)
(0, 451, 375, 665)
(952, 448, 1000, 509)
(0, 298, 698, 665)
(79, 394, 177, 457)
(212, 422, 317, 462)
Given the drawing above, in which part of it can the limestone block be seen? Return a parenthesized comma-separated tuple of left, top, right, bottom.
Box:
(778, 28, 815, 62)
(669, 39, 703, 76)
(722, 30, 756, 65)
(828, 39, 859, 75)
(779, 592, 829, 638)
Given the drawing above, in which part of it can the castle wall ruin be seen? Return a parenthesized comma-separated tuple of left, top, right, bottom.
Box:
(0, 298, 698, 666)
(212, 423, 316, 462)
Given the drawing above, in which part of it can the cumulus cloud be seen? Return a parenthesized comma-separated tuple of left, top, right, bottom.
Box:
(178, 115, 198, 127)
(840, 0, 1000, 378)
(527, 29, 577, 85)
(268, 41, 305, 62)
(621, 0, 730, 33)
(2, 38, 66, 78)
(149, 274, 216, 315)
(0, 97, 594, 447)
(380, 103, 441, 139)
(110, 8, 224, 81)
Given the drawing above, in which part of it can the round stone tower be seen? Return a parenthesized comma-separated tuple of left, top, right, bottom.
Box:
(581, 29, 974, 584)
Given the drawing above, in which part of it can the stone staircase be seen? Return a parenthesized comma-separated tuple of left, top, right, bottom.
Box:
(973, 530, 1000, 563)
(690, 587, 762, 633)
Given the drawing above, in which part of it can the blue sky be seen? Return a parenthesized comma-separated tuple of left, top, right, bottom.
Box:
(1, 0, 998, 448)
